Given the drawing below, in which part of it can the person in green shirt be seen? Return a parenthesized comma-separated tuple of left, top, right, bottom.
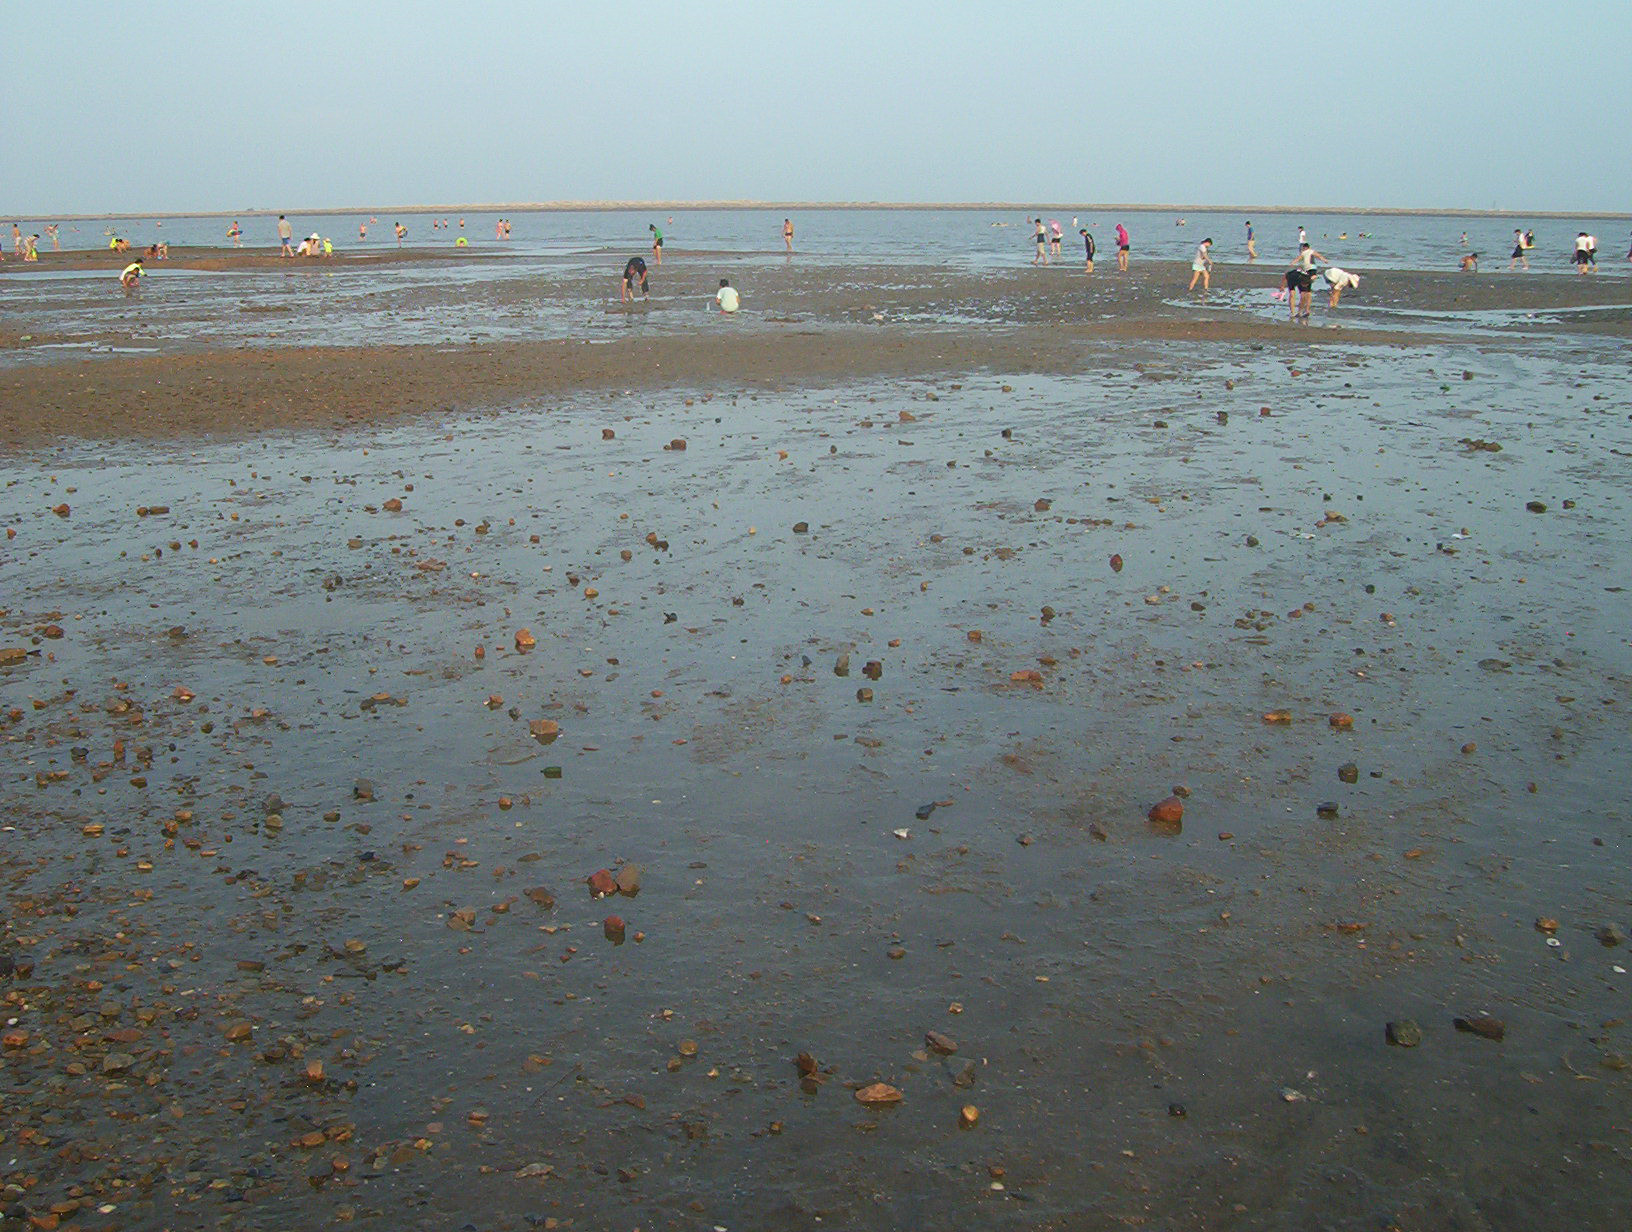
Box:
(649, 223, 663, 266)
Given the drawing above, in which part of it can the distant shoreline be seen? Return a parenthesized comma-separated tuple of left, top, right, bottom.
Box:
(8, 201, 1631, 223)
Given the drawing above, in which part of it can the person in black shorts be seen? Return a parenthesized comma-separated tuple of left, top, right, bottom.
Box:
(621, 256, 649, 302)
(1080, 228, 1095, 274)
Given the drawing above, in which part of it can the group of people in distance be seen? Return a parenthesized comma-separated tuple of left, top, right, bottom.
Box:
(619, 221, 744, 314)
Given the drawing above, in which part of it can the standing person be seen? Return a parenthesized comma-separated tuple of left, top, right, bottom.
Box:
(1508, 229, 1528, 271)
(1080, 227, 1095, 273)
(394, 222, 407, 246)
(1114, 221, 1129, 271)
(1032, 218, 1048, 265)
(1297, 225, 1307, 247)
(277, 215, 294, 256)
(45, 223, 59, 251)
(783, 217, 794, 252)
(715, 278, 739, 313)
(10, 223, 22, 255)
(1585, 231, 1598, 272)
(1187, 237, 1214, 292)
(1283, 242, 1326, 321)
(1245, 219, 1257, 260)
(649, 223, 663, 266)
(1459, 231, 1468, 246)
(119, 257, 144, 290)
(23, 234, 40, 261)
(621, 255, 649, 302)
(359, 222, 368, 241)
(1626, 231, 1632, 262)
(1048, 218, 1063, 256)
(1573, 231, 1591, 274)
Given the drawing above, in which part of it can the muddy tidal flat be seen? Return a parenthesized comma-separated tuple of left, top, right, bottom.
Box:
(2, 252, 1631, 1231)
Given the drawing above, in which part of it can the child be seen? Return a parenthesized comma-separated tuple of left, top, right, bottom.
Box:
(715, 278, 739, 313)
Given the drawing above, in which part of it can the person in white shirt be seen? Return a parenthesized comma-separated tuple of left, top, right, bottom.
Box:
(1585, 233, 1598, 272)
(715, 278, 739, 313)
(1574, 232, 1591, 274)
(1323, 267, 1360, 307)
(1187, 238, 1214, 292)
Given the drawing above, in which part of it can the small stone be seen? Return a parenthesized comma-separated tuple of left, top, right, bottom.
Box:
(1595, 924, 1626, 948)
(1262, 709, 1293, 724)
(959, 1105, 979, 1128)
(603, 916, 626, 942)
(1147, 796, 1184, 825)
(1337, 762, 1359, 784)
(587, 869, 617, 897)
(792, 521, 809, 534)
(615, 865, 642, 896)
(1534, 917, 1559, 934)
(1316, 802, 1339, 819)
(1167, 1102, 1186, 1118)
(1453, 1014, 1505, 1041)
(1329, 712, 1354, 730)
(352, 779, 375, 801)
(1525, 500, 1546, 514)
(1109, 554, 1123, 572)
(1460, 742, 1477, 755)
(514, 628, 536, 650)
(855, 1082, 903, 1105)
(1385, 1020, 1422, 1048)
(924, 1031, 958, 1055)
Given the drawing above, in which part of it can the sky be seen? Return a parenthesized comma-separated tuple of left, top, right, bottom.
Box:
(4, 0, 1630, 216)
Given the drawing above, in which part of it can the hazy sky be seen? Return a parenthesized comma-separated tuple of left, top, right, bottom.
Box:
(5, 0, 1629, 215)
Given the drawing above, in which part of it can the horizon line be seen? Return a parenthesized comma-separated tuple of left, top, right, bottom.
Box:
(7, 200, 1630, 222)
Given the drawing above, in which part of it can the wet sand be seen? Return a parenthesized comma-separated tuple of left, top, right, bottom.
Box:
(2, 255, 1631, 1231)
(3, 253, 1627, 448)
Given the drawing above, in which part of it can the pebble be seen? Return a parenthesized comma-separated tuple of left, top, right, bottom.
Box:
(1147, 796, 1184, 825)
(1385, 1019, 1422, 1048)
(854, 1082, 903, 1105)
(1453, 1014, 1506, 1041)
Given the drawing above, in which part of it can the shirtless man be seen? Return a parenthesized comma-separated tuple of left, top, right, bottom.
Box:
(783, 218, 794, 252)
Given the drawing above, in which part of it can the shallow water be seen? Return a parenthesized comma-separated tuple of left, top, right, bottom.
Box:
(3, 335, 1630, 1229)
(26, 206, 1632, 275)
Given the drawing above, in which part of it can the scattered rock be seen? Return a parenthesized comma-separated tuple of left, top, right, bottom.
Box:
(855, 1082, 903, 1106)
(1147, 796, 1184, 825)
(615, 865, 642, 896)
(514, 628, 536, 650)
(1329, 712, 1354, 730)
(924, 1031, 958, 1055)
(1109, 554, 1123, 572)
(1524, 500, 1547, 514)
(1385, 1020, 1422, 1048)
(959, 1105, 980, 1128)
(1453, 1014, 1505, 1041)
(1337, 762, 1359, 784)
(1595, 924, 1626, 948)
(587, 869, 617, 898)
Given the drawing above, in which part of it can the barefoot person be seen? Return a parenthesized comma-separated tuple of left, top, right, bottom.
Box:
(1080, 227, 1095, 273)
(621, 255, 649, 302)
(648, 223, 663, 266)
(1187, 237, 1214, 292)
(1573, 232, 1591, 274)
(1114, 222, 1130, 271)
(1032, 218, 1048, 265)
(1508, 229, 1528, 271)
(782, 217, 794, 252)
(1283, 242, 1326, 322)
(1245, 219, 1257, 260)
(1323, 266, 1359, 307)
(277, 214, 294, 256)
(119, 257, 144, 291)
(715, 278, 739, 313)
(1459, 251, 1479, 272)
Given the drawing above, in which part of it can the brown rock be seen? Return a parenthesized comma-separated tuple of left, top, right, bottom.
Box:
(1148, 796, 1185, 825)
(382, 498, 403, 513)
(603, 916, 626, 942)
(924, 1030, 958, 1055)
(514, 628, 536, 650)
(1453, 1014, 1506, 1041)
(1329, 712, 1354, 729)
(587, 869, 617, 897)
(1109, 553, 1124, 572)
(615, 865, 642, 896)
(855, 1082, 903, 1105)
(1262, 709, 1293, 724)
(529, 718, 560, 743)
